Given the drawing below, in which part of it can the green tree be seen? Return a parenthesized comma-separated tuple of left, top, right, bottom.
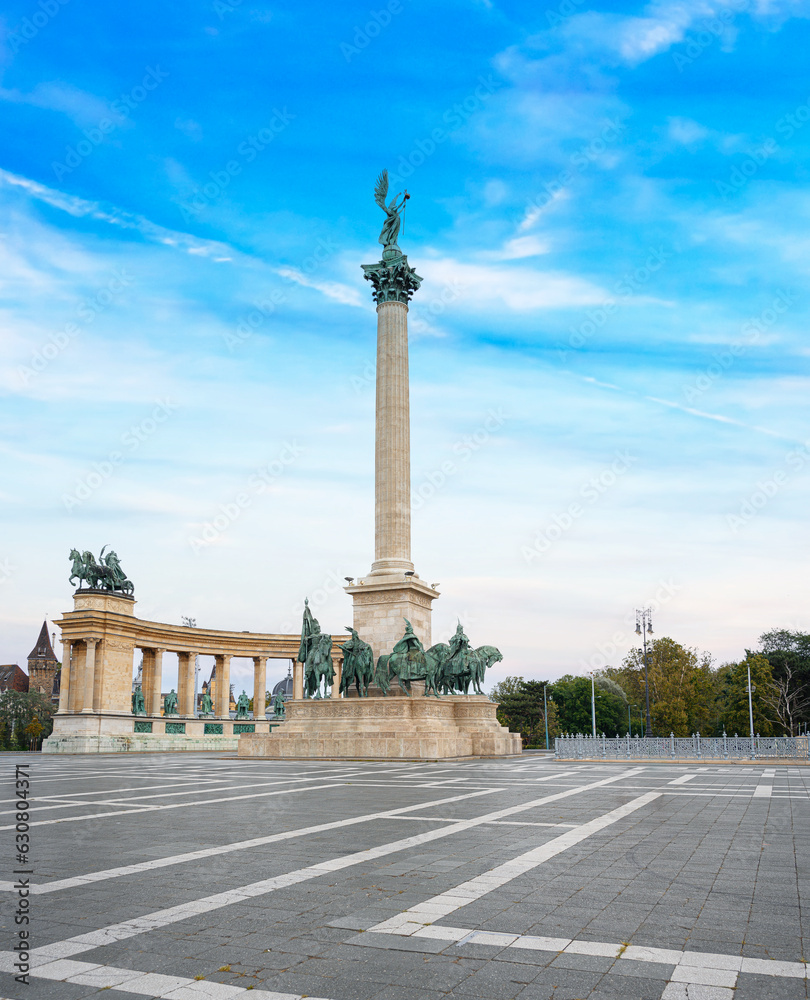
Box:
(721, 655, 778, 737)
(752, 630, 810, 735)
(551, 675, 628, 736)
(489, 676, 525, 702)
(0, 717, 10, 751)
(495, 679, 559, 748)
(609, 638, 719, 736)
(0, 690, 55, 750)
(24, 715, 45, 751)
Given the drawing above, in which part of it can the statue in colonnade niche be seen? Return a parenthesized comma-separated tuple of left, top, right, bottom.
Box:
(235, 691, 251, 719)
(200, 689, 213, 716)
(163, 689, 178, 715)
(132, 686, 146, 716)
(273, 692, 285, 718)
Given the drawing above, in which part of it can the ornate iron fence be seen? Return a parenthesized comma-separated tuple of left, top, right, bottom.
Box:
(555, 733, 810, 760)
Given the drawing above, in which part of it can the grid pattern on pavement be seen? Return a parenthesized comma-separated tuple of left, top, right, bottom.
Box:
(1, 752, 808, 1000)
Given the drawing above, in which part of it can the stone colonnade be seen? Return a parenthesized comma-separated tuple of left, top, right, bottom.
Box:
(54, 591, 342, 722)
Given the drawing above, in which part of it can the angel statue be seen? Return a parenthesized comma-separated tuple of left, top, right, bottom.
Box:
(374, 169, 409, 250)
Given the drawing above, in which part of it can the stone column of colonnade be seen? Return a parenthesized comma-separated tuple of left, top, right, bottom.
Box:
(149, 649, 164, 716)
(178, 652, 197, 716)
(80, 638, 98, 713)
(68, 643, 85, 711)
(215, 654, 232, 717)
(57, 641, 73, 713)
(253, 657, 267, 719)
(293, 659, 304, 699)
(371, 299, 413, 576)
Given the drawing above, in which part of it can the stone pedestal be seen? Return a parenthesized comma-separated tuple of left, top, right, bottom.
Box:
(238, 695, 522, 760)
(345, 575, 439, 662)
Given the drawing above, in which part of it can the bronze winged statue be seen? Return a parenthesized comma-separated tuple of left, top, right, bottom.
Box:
(374, 169, 409, 250)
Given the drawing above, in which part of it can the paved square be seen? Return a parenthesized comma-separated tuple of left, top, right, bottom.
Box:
(2, 754, 808, 1000)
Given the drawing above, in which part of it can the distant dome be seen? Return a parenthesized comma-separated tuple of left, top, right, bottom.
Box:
(272, 673, 293, 699)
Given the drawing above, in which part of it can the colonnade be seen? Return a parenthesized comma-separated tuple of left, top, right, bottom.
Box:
(57, 639, 301, 718)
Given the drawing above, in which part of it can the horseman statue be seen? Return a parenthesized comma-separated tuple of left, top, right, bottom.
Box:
(339, 627, 375, 698)
(298, 599, 334, 699)
(69, 546, 134, 594)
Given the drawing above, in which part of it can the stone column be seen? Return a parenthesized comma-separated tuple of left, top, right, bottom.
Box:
(69, 643, 85, 712)
(57, 642, 72, 713)
(215, 654, 232, 717)
(371, 298, 413, 576)
(253, 657, 267, 719)
(293, 658, 304, 700)
(150, 649, 164, 716)
(81, 639, 98, 713)
(178, 652, 196, 716)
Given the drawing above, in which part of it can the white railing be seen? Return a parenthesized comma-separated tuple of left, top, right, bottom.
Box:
(555, 733, 810, 760)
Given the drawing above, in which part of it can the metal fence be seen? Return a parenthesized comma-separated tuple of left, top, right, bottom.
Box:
(555, 733, 810, 760)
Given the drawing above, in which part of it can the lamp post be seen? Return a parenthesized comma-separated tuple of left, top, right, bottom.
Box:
(589, 671, 596, 738)
(543, 684, 550, 750)
(635, 608, 653, 736)
(628, 703, 635, 737)
(747, 663, 756, 741)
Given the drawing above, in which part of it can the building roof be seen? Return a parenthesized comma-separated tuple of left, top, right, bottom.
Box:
(272, 668, 293, 698)
(28, 621, 56, 661)
(0, 664, 30, 692)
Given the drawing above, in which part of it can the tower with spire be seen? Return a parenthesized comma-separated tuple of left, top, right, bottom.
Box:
(27, 621, 60, 702)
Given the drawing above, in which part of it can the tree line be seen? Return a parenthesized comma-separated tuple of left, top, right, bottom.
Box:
(492, 629, 810, 747)
(0, 691, 55, 751)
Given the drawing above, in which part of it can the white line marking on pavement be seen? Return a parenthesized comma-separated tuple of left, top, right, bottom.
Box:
(3, 768, 646, 959)
(370, 791, 660, 935)
(668, 774, 696, 785)
(0, 788, 500, 894)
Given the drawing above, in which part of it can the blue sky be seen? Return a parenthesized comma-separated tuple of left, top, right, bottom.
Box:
(1, 0, 809, 693)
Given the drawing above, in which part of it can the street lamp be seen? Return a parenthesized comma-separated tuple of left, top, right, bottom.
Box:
(635, 608, 654, 736)
(543, 684, 550, 751)
(589, 671, 596, 738)
(747, 663, 756, 741)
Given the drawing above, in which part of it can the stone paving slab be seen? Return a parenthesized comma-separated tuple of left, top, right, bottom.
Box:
(1, 752, 808, 1000)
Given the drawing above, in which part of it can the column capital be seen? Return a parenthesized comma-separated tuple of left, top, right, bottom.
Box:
(85, 637, 100, 648)
(253, 654, 269, 664)
(362, 252, 422, 304)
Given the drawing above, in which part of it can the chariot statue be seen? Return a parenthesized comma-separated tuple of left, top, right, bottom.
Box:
(69, 546, 134, 594)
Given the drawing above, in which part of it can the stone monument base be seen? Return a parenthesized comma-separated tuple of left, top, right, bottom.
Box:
(238, 695, 522, 760)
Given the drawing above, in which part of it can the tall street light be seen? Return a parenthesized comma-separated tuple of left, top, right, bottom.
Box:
(543, 684, 550, 751)
(635, 608, 653, 737)
(589, 671, 596, 738)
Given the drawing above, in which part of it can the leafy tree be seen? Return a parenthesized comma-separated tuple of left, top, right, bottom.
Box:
(24, 715, 45, 751)
(0, 717, 10, 751)
(608, 638, 718, 736)
(751, 630, 810, 735)
(495, 679, 559, 748)
(721, 655, 778, 737)
(0, 690, 55, 750)
(489, 676, 525, 702)
(551, 675, 628, 736)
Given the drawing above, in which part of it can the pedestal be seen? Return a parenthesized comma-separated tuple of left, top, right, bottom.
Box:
(237, 695, 522, 759)
(345, 575, 439, 662)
